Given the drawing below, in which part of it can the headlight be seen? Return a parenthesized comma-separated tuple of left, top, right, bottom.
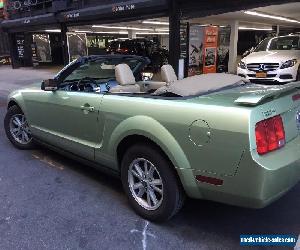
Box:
(238, 61, 246, 69)
(280, 59, 297, 69)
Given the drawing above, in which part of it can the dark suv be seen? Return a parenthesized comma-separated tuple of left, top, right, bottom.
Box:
(107, 38, 168, 72)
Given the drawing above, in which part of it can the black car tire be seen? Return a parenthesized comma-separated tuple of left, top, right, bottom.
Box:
(121, 143, 185, 222)
(296, 66, 300, 81)
(4, 105, 35, 150)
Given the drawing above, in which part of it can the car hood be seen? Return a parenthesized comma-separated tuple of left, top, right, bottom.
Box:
(243, 50, 300, 64)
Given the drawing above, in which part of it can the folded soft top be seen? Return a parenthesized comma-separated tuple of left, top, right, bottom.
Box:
(156, 73, 248, 97)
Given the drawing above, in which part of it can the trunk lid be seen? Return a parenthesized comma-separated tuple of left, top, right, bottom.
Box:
(189, 82, 300, 150)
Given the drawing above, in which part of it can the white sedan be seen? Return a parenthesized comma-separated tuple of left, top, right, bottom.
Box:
(237, 35, 300, 84)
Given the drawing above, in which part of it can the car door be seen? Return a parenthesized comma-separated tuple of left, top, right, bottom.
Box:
(25, 89, 104, 161)
(24, 59, 107, 161)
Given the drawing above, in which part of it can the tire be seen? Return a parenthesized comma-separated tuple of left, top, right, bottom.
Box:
(4, 105, 35, 150)
(296, 67, 300, 81)
(121, 143, 185, 222)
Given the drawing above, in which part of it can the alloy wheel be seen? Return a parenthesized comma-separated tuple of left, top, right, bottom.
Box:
(128, 158, 164, 210)
(9, 114, 32, 145)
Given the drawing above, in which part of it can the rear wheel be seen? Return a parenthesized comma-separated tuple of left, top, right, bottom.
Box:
(4, 105, 35, 149)
(121, 143, 185, 222)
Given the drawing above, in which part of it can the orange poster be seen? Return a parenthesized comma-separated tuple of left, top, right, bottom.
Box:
(203, 26, 219, 74)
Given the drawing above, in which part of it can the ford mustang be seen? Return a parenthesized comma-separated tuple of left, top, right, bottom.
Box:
(4, 55, 300, 221)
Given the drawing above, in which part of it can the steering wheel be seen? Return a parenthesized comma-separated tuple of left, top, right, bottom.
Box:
(77, 77, 98, 92)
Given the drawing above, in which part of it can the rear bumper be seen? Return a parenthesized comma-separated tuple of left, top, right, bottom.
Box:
(178, 136, 300, 208)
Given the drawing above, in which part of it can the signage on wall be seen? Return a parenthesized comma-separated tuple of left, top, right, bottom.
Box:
(203, 26, 219, 74)
(112, 4, 135, 13)
(64, 12, 80, 20)
(0, 0, 4, 8)
(188, 25, 204, 76)
(180, 22, 188, 59)
(31, 43, 39, 67)
(188, 25, 229, 76)
(16, 34, 25, 59)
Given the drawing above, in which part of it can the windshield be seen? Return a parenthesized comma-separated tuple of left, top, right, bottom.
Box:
(64, 57, 142, 81)
(268, 36, 300, 50)
(254, 38, 271, 52)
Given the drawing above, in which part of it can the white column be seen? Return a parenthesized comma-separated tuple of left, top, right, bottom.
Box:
(128, 30, 136, 39)
(276, 25, 280, 36)
(228, 20, 239, 74)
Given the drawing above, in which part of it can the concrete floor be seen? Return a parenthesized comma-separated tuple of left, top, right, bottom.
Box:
(0, 66, 299, 250)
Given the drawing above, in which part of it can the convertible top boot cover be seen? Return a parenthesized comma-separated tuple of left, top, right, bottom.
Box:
(154, 73, 248, 96)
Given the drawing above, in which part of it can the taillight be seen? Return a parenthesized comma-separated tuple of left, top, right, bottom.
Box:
(255, 115, 285, 155)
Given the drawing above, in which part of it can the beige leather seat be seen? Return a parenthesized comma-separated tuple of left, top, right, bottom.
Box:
(153, 65, 178, 95)
(109, 64, 141, 93)
(161, 64, 177, 85)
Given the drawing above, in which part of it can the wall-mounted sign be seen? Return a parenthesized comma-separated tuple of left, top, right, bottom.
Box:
(33, 34, 52, 63)
(203, 26, 219, 74)
(31, 43, 39, 67)
(112, 4, 135, 13)
(180, 22, 188, 59)
(65, 12, 80, 20)
(0, 0, 4, 9)
(67, 33, 87, 62)
(16, 34, 25, 59)
(189, 25, 204, 76)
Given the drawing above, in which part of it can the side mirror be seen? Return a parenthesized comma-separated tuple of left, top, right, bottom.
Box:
(41, 79, 59, 91)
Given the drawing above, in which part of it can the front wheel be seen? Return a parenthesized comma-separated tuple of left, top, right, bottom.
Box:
(4, 105, 35, 149)
(121, 143, 185, 222)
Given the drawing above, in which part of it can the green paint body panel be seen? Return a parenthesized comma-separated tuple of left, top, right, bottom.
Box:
(7, 81, 300, 208)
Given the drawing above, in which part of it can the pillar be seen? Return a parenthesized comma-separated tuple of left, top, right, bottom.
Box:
(228, 20, 239, 74)
(8, 32, 19, 69)
(60, 23, 69, 65)
(168, 0, 180, 76)
(128, 30, 136, 39)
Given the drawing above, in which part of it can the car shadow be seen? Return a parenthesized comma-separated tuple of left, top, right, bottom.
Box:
(162, 184, 299, 245)
(32, 147, 123, 194)
(32, 146, 299, 243)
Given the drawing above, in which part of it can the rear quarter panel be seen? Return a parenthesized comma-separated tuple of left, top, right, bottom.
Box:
(96, 94, 251, 178)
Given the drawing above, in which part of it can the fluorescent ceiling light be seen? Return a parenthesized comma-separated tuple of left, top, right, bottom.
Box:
(94, 31, 128, 34)
(92, 25, 152, 31)
(142, 20, 169, 25)
(45, 29, 61, 33)
(244, 10, 300, 24)
(136, 32, 169, 35)
(74, 30, 91, 33)
(155, 28, 169, 32)
(239, 26, 273, 31)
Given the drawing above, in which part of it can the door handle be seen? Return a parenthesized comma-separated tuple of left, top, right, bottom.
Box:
(80, 105, 95, 112)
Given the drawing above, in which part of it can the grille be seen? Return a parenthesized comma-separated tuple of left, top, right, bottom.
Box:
(247, 63, 279, 72)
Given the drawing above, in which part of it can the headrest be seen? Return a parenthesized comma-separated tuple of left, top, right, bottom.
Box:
(115, 64, 136, 85)
(161, 64, 177, 84)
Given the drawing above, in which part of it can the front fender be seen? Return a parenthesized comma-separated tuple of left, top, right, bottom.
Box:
(108, 115, 191, 171)
(7, 91, 26, 113)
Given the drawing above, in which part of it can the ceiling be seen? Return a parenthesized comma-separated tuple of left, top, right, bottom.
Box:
(41, 3, 300, 34)
(190, 2, 300, 29)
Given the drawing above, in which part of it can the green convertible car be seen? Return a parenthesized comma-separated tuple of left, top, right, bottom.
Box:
(4, 55, 300, 221)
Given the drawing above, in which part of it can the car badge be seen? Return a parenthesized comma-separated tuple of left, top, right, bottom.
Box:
(259, 64, 265, 71)
(296, 110, 300, 131)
